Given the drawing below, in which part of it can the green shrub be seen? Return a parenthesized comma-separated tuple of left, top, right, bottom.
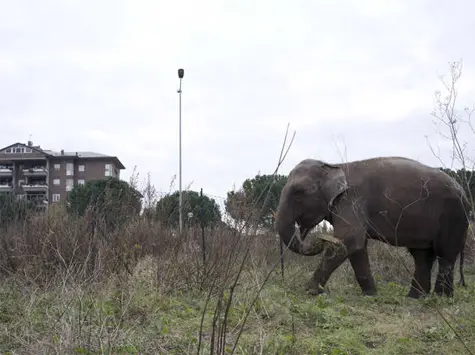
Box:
(66, 177, 142, 229)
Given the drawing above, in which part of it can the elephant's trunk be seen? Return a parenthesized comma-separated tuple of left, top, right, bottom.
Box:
(275, 206, 325, 256)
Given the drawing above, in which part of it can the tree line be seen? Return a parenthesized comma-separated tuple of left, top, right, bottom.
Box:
(1, 166, 474, 228)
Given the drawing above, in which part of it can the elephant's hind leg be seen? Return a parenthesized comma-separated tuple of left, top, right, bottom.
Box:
(433, 198, 468, 297)
(408, 248, 436, 299)
(434, 257, 456, 297)
(348, 246, 376, 296)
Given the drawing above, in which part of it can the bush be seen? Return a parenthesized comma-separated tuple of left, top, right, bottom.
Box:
(66, 177, 142, 230)
(0, 193, 35, 227)
(155, 190, 222, 229)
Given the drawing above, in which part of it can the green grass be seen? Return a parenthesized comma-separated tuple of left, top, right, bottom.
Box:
(1, 256, 474, 354)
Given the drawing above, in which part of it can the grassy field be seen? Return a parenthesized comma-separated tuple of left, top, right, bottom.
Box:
(1, 214, 474, 355)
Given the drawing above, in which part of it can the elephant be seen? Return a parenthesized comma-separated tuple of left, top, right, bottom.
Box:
(274, 156, 470, 298)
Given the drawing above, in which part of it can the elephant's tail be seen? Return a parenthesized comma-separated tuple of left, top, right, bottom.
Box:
(459, 225, 469, 287)
(459, 243, 465, 287)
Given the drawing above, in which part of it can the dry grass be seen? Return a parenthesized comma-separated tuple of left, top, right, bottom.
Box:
(0, 204, 474, 354)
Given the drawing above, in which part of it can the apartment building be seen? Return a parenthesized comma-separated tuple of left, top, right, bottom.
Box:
(0, 141, 125, 210)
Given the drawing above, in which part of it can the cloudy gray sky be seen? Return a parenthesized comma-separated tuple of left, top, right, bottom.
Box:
(1, 0, 475, 208)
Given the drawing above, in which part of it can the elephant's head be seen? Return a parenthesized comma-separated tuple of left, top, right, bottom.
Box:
(275, 159, 348, 255)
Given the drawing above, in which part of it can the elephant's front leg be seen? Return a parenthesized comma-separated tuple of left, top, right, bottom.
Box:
(306, 241, 349, 295)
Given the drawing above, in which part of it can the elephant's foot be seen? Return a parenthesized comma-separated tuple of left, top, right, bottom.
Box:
(434, 282, 454, 297)
(408, 280, 431, 299)
(355, 275, 377, 296)
(305, 280, 326, 296)
(407, 287, 429, 299)
(361, 287, 377, 296)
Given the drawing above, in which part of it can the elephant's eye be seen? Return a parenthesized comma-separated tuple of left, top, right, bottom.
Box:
(293, 185, 305, 197)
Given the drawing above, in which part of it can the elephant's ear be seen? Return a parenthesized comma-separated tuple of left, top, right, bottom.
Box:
(320, 164, 348, 208)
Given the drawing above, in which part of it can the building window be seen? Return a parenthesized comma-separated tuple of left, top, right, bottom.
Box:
(78, 179, 85, 185)
(66, 179, 74, 191)
(54, 164, 60, 171)
(105, 164, 113, 176)
(53, 178, 60, 185)
(52, 194, 60, 202)
(66, 163, 74, 176)
(5, 145, 32, 154)
(78, 165, 85, 172)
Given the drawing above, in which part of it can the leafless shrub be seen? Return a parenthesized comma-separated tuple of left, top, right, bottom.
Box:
(428, 60, 475, 265)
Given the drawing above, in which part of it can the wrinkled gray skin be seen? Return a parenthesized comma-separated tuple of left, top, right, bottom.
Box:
(275, 157, 470, 298)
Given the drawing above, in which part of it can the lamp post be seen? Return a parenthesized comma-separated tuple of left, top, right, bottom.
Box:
(177, 68, 184, 235)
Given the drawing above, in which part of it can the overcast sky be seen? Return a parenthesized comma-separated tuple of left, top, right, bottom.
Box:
(1, 0, 475, 209)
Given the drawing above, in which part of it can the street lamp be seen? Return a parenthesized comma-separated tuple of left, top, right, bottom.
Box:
(177, 68, 184, 235)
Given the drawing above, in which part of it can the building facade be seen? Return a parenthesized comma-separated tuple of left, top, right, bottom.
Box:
(0, 141, 125, 210)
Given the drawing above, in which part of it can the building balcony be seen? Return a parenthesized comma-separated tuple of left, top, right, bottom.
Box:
(23, 167, 47, 176)
(0, 184, 13, 192)
(0, 168, 13, 176)
(21, 184, 48, 192)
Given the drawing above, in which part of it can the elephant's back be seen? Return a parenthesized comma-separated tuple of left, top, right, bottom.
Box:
(342, 156, 465, 204)
(341, 157, 469, 246)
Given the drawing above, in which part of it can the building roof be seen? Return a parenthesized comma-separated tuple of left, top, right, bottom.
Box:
(45, 150, 109, 158)
(0, 142, 126, 169)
